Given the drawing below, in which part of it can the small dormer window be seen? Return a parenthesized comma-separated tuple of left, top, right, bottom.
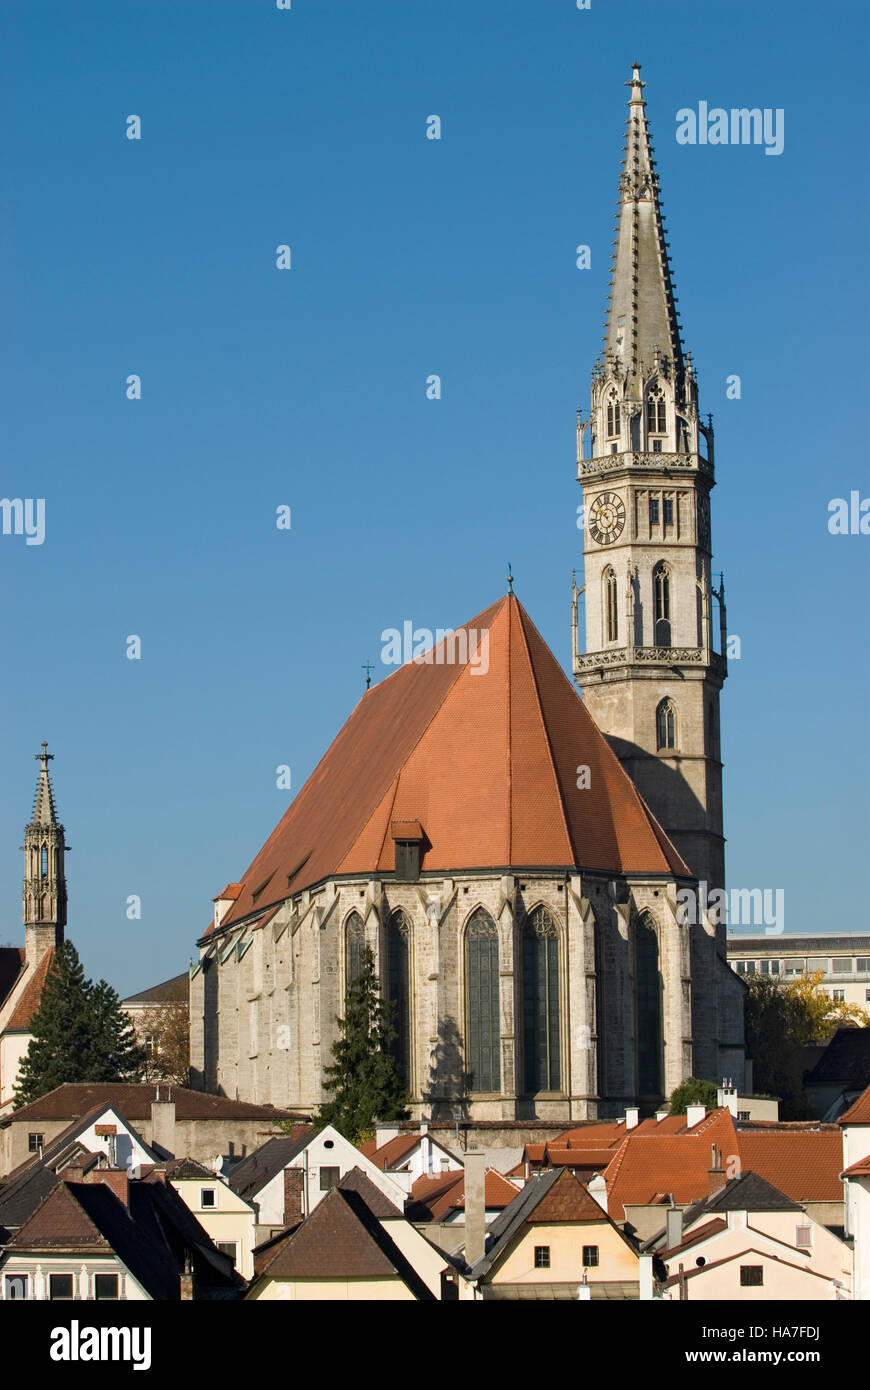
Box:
(391, 821, 424, 882)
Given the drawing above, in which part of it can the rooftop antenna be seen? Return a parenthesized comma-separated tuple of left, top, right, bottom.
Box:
(507, 564, 514, 595)
(362, 661, 374, 691)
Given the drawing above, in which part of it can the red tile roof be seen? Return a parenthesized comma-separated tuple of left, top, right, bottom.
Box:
(213, 883, 243, 902)
(526, 1169, 611, 1224)
(737, 1132, 843, 1202)
(358, 1134, 421, 1170)
(661, 1217, 728, 1258)
(839, 1085, 870, 1126)
(604, 1111, 739, 1218)
(6, 948, 55, 1030)
(212, 595, 689, 935)
(842, 1155, 870, 1178)
(409, 1168, 520, 1222)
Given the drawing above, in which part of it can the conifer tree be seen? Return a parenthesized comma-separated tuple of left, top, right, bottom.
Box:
(14, 941, 146, 1106)
(316, 948, 409, 1143)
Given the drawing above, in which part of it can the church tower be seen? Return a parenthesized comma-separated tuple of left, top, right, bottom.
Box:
(573, 64, 727, 897)
(22, 742, 67, 966)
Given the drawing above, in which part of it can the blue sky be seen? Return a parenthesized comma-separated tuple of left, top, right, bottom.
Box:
(1, 0, 867, 995)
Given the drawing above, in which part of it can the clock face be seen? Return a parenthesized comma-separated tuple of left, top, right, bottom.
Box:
(588, 492, 626, 545)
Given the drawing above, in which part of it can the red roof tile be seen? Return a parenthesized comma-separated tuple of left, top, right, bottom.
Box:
(6, 949, 55, 1030)
(3, 1082, 297, 1126)
(409, 1168, 520, 1222)
(737, 1132, 843, 1202)
(842, 1155, 870, 1178)
(839, 1085, 870, 1126)
(358, 1134, 420, 1170)
(213, 596, 689, 934)
(605, 1111, 739, 1219)
(526, 1169, 610, 1224)
(213, 883, 243, 902)
(661, 1217, 728, 1257)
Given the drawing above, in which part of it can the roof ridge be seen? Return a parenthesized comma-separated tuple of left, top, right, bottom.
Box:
(512, 601, 574, 865)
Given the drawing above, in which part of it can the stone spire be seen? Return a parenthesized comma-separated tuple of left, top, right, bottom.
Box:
(22, 742, 67, 961)
(602, 63, 684, 394)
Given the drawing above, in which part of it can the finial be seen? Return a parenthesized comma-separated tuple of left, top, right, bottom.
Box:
(362, 661, 374, 691)
(507, 564, 514, 595)
(36, 741, 53, 766)
(626, 62, 646, 104)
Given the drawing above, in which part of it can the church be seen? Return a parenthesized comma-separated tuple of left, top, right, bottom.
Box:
(189, 66, 746, 1122)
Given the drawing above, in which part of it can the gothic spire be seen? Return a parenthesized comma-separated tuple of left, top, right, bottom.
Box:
(31, 741, 58, 826)
(602, 63, 684, 391)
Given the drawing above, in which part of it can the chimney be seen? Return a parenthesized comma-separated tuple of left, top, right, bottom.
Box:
(374, 1120, 401, 1146)
(717, 1079, 738, 1118)
(639, 1252, 654, 1301)
(463, 1147, 487, 1269)
(91, 1168, 129, 1207)
(179, 1256, 194, 1301)
(283, 1167, 304, 1224)
(686, 1103, 706, 1128)
(708, 1144, 726, 1195)
(61, 1164, 85, 1184)
(655, 1108, 669, 1122)
(587, 1172, 608, 1214)
(149, 1165, 168, 1184)
(666, 1205, 683, 1249)
(151, 1089, 176, 1156)
(625, 1107, 639, 1130)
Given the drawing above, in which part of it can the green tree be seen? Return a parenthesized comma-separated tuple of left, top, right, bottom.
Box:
(316, 948, 409, 1143)
(743, 974, 814, 1120)
(784, 970, 870, 1037)
(668, 1077, 719, 1115)
(14, 941, 146, 1107)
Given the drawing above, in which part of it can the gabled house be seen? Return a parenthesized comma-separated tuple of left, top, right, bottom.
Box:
(467, 1168, 644, 1300)
(359, 1124, 462, 1182)
(840, 1083, 870, 1301)
(0, 1168, 242, 1301)
(227, 1124, 407, 1240)
(246, 1175, 439, 1301)
(407, 1167, 521, 1255)
(143, 1158, 257, 1280)
(650, 1172, 851, 1301)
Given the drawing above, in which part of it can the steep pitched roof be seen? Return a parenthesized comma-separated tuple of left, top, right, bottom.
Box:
(525, 1168, 613, 1224)
(6, 948, 55, 1030)
(255, 1186, 433, 1298)
(470, 1169, 628, 1279)
(664, 1246, 834, 1290)
(211, 595, 689, 936)
(805, 1028, 870, 1087)
(226, 1129, 315, 1199)
(338, 1167, 402, 1218)
(3, 1083, 297, 1126)
(0, 947, 25, 1011)
(359, 1133, 421, 1170)
(681, 1173, 803, 1229)
(839, 1083, 870, 1126)
(408, 1168, 521, 1223)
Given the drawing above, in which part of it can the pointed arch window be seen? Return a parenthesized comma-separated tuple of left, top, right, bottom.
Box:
(345, 911, 366, 992)
(603, 567, 618, 643)
(387, 911, 411, 1086)
(606, 392, 621, 439)
(656, 698, 677, 750)
(636, 913, 663, 1097)
(522, 906, 561, 1094)
(465, 909, 500, 1094)
(40, 845, 49, 878)
(646, 388, 667, 434)
(653, 562, 671, 646)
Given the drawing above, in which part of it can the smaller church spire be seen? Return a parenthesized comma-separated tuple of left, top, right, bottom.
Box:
(32, 741, 58, 825)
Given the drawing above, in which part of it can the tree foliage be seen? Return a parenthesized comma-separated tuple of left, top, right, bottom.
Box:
(138, 1000, 191, 1087)
(14, 941, 147, 1106)
(315, 948, 409, 1144)
(668, 1077, 719, 1115)
(743, 970, 868, 1121)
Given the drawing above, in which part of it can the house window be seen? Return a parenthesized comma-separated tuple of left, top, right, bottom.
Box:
(522, 907, 561, 1094)
(656, 698, 677, 751)
(760, 959, 780, 976)
(216, 1243, 238, 1264)
(740, 1265, 763, 1287)
(795, 1225, 812, 1249)
(144, 1034, 155, 1056)
(737, 1111, 751, 1122)
(94, 1274, 119, 1300)
(606, 393, 620, 439)
(857, 958, 870, 973)
(603, 567, 618, 643)
(345, 911, 366, 990)
(663, 497, 674, 527)
(465, 909, 500, 1094)
(4, 1275, 27, 1300)
(28, 1133, 44, 1154)
(319, 1167, 340, 1191)
(646, 390, 667, 434)
(807, 957, 828, 973)
(49, 1274, 74, 1300)
(652, 439, 662, 452)
(832, 989, 845, 1002)
(534, 1246, 551, 1269)
(636, 913, 663, 1097)
(653, 563, 671, 645)
(387, 910, 412, 1086)
(582, 1245, 599, 1268)
(201, 1188, 216, 1209)
(865, 989, 870, 1003)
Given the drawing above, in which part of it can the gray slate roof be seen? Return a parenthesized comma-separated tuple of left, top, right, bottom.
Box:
(227, 1130, 314, 1200)
(467, 1168, 562, 1280)
(681, 1172, 803, 1230)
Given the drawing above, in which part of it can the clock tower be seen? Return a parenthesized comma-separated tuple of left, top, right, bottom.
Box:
(573, 65, 727, 899)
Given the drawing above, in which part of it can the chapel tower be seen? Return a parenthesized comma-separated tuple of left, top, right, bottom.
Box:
(22, 742, 67, 966)
(573, 64, 727, 898)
